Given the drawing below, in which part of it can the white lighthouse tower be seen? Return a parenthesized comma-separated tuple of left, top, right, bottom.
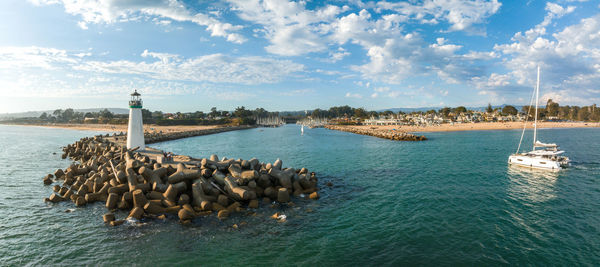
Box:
(127, 90, 145, 150)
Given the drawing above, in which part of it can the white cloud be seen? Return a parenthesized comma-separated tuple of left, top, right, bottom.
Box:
(75, 51, 305, 85)
(462, 50, 498, 60)
(0, 46, 305, 99)
(228, 0, 345, 55)
(376, 0, 502, 32)
(388, 91, 402, 98)
(29, 0, 246, 43)
(77, 21, 88, 30)
(477, 9, 600, 104)
(227, 0, 500, 57)
(516, 2, 576, 42)
(0, 71, 254, 100)
(0, 46, 78, 69)
(345, 92, 362, 98)
(279, 89, 315, 96)
(327, 47, 351, 63)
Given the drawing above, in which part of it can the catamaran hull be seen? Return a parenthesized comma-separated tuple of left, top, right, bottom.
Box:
(508, 155, 563, 171)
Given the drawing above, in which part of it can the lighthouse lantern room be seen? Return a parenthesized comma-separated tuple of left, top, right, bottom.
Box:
(127, 90, 145, 150)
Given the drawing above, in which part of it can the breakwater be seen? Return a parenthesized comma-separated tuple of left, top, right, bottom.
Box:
(144, 125, 255, 144)
(325, 125, 427, 141)
(43, 133, 319, 225)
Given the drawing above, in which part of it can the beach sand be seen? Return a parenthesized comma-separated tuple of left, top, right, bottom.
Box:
(336, 121, 600, 133)
(5, 121, 599, 134)
(7, 123, 227, 133)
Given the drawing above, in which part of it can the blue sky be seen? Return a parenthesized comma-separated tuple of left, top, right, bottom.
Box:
(1, 0, 599, 113)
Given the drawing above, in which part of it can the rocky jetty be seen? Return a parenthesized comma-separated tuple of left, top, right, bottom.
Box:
(142, 125, 255, 144)
(325, 125, 427, 141)
(44, 134, 319, 225)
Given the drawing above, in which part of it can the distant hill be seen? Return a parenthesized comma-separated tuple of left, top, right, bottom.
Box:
(0, 108, 129, 120)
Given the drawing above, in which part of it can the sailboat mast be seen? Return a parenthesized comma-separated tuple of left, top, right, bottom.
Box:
(533, 65, 540, 150)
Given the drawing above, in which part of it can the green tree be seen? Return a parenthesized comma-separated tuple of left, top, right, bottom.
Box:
(192, 111, 205, 119)
(453, 106, 467, 114)
(502, 105, 518, 115)
(152, 111, 163, 119)
(558, 106, 570, 119)
(39, 112, 48, 120)
(62, 108, 75, 122)
(53, 109, 63, 120)
(99, 109, 113, 119)
(590, 104, 599, 121)
(382, 110, 394, 117)
(569, 106, 579, 120)
(234, 106, 253, 118)
(253, 108, 268, 118)
(486, 103, 493, 113)
(439, 107, 451, 118)
(546, 99, 559, 116)
(311, 109, 323, 118)
(354, 108, 368, 118)
(141, 109, 152, 119)
(577, 108, 589, 121)
(210, 107, 219, 118)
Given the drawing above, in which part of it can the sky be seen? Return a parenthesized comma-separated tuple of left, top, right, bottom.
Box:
(0, 0, 599, 113)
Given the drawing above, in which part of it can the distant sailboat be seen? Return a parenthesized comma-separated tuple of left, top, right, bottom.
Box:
(301, 125, 304, 135)
(508, 66, 570, 171)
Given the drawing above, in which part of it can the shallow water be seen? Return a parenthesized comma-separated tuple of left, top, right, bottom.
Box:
(1, 124, 599, 265)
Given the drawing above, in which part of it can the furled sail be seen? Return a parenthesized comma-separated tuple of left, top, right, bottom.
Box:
(535, 140, 557, 147)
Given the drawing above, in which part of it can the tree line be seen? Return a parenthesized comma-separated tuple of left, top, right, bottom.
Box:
(2, 100, 598, 126)
(2, 106, 279, 126)
(312, 101, 598, 122)
(521, 99, 599, 121)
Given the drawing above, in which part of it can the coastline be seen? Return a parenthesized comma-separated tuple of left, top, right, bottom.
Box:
(0, 123, 233, 133)
(335, 121, 600, 134)
(3, 121, 598, 135)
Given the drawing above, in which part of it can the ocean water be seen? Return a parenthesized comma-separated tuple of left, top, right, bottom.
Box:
(1, 124, 599, 266)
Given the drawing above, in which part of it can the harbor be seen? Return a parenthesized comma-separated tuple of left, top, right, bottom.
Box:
(2, 0, 600, 264)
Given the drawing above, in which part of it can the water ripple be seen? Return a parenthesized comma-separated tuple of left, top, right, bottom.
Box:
(0, 125, 599, 265)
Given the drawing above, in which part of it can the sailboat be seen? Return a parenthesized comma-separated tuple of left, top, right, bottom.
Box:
(301, 124, 304, 135)
(508, 66, 570, 171)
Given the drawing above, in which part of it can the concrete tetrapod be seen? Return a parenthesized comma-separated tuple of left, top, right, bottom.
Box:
(44, 134, 321, 225)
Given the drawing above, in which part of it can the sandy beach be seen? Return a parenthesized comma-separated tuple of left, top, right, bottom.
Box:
(3, 121, 599, 134)
(4, 123, 228, 133)
(336, 121, 600, 133)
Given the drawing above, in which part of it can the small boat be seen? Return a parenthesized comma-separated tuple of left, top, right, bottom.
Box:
(508, 66, 570, 171)
(301, 125, 304, 135)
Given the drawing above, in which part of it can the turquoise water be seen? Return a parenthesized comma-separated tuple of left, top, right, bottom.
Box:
(1, 124, 599, 265)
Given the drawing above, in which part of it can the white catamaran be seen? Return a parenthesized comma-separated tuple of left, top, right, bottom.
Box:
(508, 66, 570, 171)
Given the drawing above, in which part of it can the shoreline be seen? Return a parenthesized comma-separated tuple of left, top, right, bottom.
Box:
(3, 121, 599, 135)
(0, 123, 238, 133)
(335, 121, 600, 134)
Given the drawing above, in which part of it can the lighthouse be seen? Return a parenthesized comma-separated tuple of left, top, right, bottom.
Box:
(127, 90, 145, 150)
